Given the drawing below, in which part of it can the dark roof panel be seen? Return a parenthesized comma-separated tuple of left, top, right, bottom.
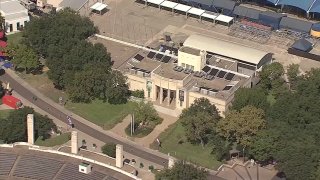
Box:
(279, 17, 313, 33)
(212, 0, 235, 11)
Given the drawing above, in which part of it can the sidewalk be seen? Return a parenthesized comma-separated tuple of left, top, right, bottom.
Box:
(4, 69, 169, 162)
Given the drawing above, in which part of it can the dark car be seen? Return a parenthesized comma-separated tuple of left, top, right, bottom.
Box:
(0, 68, 5, 76)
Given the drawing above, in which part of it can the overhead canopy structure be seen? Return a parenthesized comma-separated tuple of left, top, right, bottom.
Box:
(160, 0, 177, 9)
(174, 4, 191, 12)
(233, 6, 261, 20)
(309, 1, 320, 13)
(279, 17, 313, 33)
(201, 12, 218, 20)
(90, 2, 108, 12)
(146, 0, 164, 5)
(183, 34, 272, 68)
(259, 11, 286, 29)
(215, 14, 234, 23)
(188, 7, 205, 16)
(212, 0, 235, 11)
(277, 0, 314, 12)
(266, 0, 279, 4)
(291, 39, 313, 52)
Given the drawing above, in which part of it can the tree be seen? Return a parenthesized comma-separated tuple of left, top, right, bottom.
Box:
(232, 87, 269, 111)
(180, 98, 220, 147)
(9, 44, 40, 72)
(0, 12, 4, 30)
(259, 62, 287, 97)
(101, 143, 116, 158)
(67, 62, 110, 103)
(105, 70, 130, 104)
(0, 107, 56, 143)
(134, 101, 162, 126)
(217, 105, 266, 148)
(156, 161, 207, 180)
(287, 64, 300, 89)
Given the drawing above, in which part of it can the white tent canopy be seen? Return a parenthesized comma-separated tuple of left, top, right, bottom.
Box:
(160, 0, 178, 9)
(174, 4, 191, 12)
(215, 14, 234, 24)
(90, 2, 107, 12)
(146, 0, 164, 5)
(188, 7, 205, 16)
(201, 12, 218, 21)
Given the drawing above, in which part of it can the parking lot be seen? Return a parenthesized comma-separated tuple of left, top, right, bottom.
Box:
(86, 0, 320, 73)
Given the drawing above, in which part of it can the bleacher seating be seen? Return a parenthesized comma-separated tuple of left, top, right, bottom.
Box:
(56, 163, 109, 180)
(0, 153, 17, 175)
(13, 155, 64, 180)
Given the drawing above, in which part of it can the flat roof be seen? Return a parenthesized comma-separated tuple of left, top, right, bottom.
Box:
(59, 0, 88, 11)
(0, 0, 27, 15)
(183, 34, 271, 66)
(179, 46, 200, 56)
(4, 12, 29, 21)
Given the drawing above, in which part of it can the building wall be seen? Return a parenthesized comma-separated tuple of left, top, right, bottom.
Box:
(188, 92, 228, 117)
(5, 16, 30, 33)
(178, 50, 205, 72)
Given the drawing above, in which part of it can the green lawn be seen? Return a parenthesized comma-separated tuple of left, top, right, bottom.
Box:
(7, 32, 23, 45)
(66, 100, 135, 130)
(16, 72, 135, 129)
(0, 109, 13, 119)
(267, 94, 276, 106)
(35, 132, 71, 147)
(151, 121, 221, 169)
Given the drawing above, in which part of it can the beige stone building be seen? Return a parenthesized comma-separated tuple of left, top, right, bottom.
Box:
(119, 34, 272, 117)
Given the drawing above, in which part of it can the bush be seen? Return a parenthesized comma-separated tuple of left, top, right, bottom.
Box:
(140, 162, 144, 168)
(101, 143, 116, 158)
(149, 165, 154, 171)
(131, 90, 144, 99)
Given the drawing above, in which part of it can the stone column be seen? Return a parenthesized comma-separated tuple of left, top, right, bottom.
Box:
(116, 144, 123, 168)
(71, 131, 78, 154)
(159, 87, 163, 104)
(167, 89, 171, 106)
(27, 114, 34, 145)
(168, 156, 175, 168)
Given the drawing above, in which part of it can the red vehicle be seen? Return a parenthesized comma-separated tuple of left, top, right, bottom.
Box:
(2, 95, 22, 109)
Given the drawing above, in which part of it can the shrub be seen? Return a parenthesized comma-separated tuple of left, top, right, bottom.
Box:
(149, 165, 154, 171)
(101, 143, 116, 158)
(140, 162, 144, 168)
(131, 90, 144, 99)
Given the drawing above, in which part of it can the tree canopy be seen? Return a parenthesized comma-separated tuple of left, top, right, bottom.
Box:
(232, 87, 269, 111)
(22, 8, 129, 104)
(180, 98, 220, 147)
(156, 161, 207, 180)
(0, 107, 56, 143)
(217, 105, 266, 148)
(8, 44, 40, 72)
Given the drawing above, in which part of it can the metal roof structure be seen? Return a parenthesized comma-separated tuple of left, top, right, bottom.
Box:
(0, 0, 27, 15)
(279, 17, 313, 32)
(267, 0, 320, 13)
(183, 34, 271, 66)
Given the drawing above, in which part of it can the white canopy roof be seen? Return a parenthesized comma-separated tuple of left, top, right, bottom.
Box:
(201, 12, 218, 20)
(215, 14, 234, 23)
(146, 0, 164, 5)
(174, 4, 191, 12)
(188, 7, 205, 16)
(160, 0, 178, 8)
(90, 2, 107, 11)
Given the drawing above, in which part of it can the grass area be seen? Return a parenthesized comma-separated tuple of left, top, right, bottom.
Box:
(151, 121, 221, 169)
(267, 94, 276, 106)
(66, 100, 135, 130)
(16, 72, 135, 129)
(0, 109, 13, 119)
(6, 32, 23, 45)
(35, 132, 71, 147)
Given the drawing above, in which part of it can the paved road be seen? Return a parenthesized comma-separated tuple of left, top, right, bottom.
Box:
(0, 73, 168, 167)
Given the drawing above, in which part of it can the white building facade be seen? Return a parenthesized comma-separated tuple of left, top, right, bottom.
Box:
(0, 0, 30, 33)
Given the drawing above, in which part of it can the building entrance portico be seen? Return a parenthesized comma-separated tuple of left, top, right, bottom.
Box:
(155, 85, 176, 109)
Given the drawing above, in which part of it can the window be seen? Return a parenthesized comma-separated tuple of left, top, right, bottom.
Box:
(9, 24, 13, 32)
(17, 22, 20, 30)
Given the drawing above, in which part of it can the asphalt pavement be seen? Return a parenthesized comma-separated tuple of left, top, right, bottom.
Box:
(0, 73, 168, 167)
